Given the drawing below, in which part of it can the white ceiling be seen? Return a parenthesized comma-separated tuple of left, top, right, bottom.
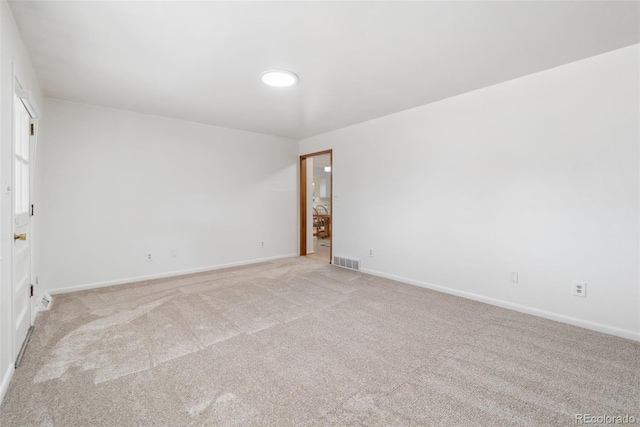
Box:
(9, 1, 640, 139)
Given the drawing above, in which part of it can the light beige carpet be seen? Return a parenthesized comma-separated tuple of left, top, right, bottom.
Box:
(1, 257, 638, 426)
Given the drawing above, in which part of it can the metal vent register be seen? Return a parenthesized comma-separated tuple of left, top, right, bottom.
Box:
(333, 256, 360, 271)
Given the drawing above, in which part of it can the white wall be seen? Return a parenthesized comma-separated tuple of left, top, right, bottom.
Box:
(0, 0, 44, 402)
(40, 99, 298, 293)
(300, 45, 640, 340)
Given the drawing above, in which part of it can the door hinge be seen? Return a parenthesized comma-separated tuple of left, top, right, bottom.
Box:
(30, 123, 35, 136)
(30, 285, 34, 297)
(31, 204, 34, 216)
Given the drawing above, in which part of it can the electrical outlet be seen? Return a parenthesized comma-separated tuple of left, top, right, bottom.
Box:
(145, 252, 153, 262)
(171, 249, 177, 258)
(261, 241, 265, 248)
(510, 272, 518, 283)
(368, 249, 374, 257)
(572, 281, 586, 298)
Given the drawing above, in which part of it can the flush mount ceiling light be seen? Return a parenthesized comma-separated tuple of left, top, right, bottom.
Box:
(260, 70, 299, 87)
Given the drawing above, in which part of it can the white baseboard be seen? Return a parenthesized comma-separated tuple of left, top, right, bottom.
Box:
(49, 253, 299, 295)
(1, 363, 15, 404)
(361, 267, 640, 342)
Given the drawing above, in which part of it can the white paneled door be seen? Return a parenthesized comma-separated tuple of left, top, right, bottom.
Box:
(12, 93, 33, 362)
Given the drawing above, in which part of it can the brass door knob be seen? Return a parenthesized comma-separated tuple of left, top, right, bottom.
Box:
(14, 233, 26, 241)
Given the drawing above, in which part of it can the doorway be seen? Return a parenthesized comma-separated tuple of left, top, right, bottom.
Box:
(300, 150, 332, 263)
(12, 85, 38, 365)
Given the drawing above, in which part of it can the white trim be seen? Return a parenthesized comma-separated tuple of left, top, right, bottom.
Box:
(15, 85, 40, 119)
(49, 253, 299, 295)
(30, 303, 38, 324)
(1, 363, 15, 404)
(361, 267, 640, 342)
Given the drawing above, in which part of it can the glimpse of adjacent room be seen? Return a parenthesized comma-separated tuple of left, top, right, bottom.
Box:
(302, 152, 332, 263)
(311, 154, 331, 262)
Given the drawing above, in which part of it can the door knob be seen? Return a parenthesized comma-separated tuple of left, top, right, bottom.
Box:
(14, 233, 26, 241)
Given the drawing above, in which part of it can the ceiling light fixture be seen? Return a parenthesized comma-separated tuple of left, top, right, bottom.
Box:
(260, 70, 299, 87)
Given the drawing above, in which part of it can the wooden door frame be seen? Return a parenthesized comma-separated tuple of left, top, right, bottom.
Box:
(300, 149, 332, 263)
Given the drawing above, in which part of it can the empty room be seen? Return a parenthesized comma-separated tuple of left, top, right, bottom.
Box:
(0, 1, 639, 425)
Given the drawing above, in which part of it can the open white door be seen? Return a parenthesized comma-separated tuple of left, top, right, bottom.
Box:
(12, 91, 34, 364)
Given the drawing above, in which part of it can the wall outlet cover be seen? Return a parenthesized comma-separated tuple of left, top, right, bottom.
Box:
(572, 281, 587, 298)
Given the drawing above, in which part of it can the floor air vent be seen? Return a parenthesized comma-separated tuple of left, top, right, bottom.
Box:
(333, 256, 360, 271)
